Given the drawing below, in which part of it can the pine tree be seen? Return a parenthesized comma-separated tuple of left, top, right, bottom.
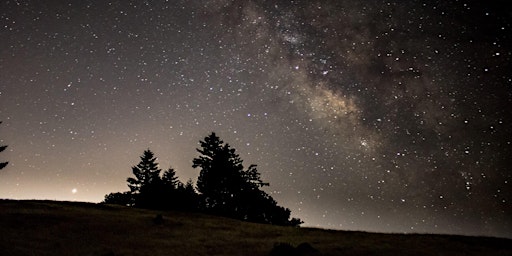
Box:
(162, 167, 181, 189)
(183, 179, 197, 196)
(177, 179, 199, 211)
(159, 166, 185, 210)
(0, 121, 8, 170)
(127, 149, 162, 208)
(192, 132, 302, 226)
(193, 132, 245, 215)
(127, 149, 161, 194)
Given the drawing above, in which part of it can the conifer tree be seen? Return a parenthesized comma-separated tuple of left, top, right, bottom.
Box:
(127, 149, 161, 194)
(0, 122, 8, 170)
(162, 167, 181, 189)
(127, 149, 162, 208)
(177, 179, 199, 211)
(158, 166, 185, 210)
(193, 132, 302, 226)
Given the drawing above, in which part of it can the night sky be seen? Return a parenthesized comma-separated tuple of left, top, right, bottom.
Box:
(1, 0, 511, 238)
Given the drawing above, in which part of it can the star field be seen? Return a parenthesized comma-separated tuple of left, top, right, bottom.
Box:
(0, 0, 511, 238)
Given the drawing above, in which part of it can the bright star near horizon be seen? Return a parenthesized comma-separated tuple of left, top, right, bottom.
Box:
(71, 188, 78, 194)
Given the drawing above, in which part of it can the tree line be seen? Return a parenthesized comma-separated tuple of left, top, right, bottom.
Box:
(103, 132, 302, 227)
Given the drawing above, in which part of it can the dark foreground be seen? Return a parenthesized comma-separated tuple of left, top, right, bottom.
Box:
(0, 200, 510, 256)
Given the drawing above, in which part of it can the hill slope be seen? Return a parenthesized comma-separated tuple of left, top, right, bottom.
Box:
(0, 200, 510, 256)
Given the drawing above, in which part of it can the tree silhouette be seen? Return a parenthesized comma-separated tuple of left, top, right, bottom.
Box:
(103, 191, 133, 206)
(102, 137, 300, 225)
(193, 132, 302, 226)
(193, 132, 239, 214)
(0, 121, 8, 170)
(112, 150, 199, 210)
(174, 179, 199, 211)
(162, 167, 181, 189)
(159, 166, 188, 210)
(126, 149, 163, 208)
(127, 149, 161, 194)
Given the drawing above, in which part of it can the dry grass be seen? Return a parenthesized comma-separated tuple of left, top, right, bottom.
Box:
(0, 200, 510, 256)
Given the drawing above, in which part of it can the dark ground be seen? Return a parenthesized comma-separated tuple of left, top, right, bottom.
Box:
(0, 200, 510, 256)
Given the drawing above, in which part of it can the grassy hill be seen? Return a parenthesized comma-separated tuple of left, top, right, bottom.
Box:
(0, 200, 510, 256)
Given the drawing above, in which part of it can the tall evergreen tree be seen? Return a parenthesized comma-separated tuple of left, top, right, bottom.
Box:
(162, 167, 181, 189)
(0, 121, 8, 170)
(127, 149, 162, 208)
(159, 166, 185, 210)
(175, 179, 199, 211)
(127, 149, 161, 194)
(193, 132, 302, 226)
(183, 179, 197, 197)
(193, 133, 244, 215)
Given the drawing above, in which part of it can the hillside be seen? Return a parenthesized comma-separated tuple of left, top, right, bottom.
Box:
(0, 200, 510, 256)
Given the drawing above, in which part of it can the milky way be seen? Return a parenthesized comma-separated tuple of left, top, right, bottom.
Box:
(1, 0, 511, 238)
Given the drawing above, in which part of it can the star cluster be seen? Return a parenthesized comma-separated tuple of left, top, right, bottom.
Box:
(0, 0, 511, 238)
